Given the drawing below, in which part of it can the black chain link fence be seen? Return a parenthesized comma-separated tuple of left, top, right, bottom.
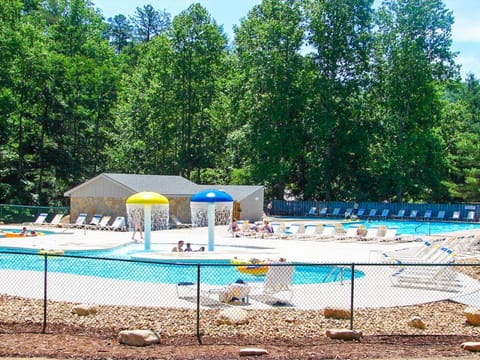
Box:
(1, 250, 480, 345)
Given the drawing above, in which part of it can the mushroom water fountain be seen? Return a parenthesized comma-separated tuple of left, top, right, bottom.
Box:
(126, 192, 169, 251)
(190, 189, 233, 251)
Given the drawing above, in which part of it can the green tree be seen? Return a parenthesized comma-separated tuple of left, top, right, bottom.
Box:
(169, 3, 229, 180)
(106, 14, 133, 53)
(370, 0, 457, 202)
(131, 4, 171, 42)
(232, 0, 306, 198)
(304, 0, 374, 201)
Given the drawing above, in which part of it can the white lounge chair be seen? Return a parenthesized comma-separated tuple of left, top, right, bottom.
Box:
(66, 213, 88, 228)
(315, 224, 336, 239)
(298, 224, 321, 239)
(93, 215, 111, 230)
(86, 214, 102, 229)
(390, 264, 462, 292)
(45, 214, 64, 227)
(251, 265, 295, 304)
(25, 213, 48, 226)
(108, 216, 126, 231)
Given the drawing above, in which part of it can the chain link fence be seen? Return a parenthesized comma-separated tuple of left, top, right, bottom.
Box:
(1, 250, 480, 345)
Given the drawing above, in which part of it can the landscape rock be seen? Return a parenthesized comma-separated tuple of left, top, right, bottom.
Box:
(464, 307, 480, 326)
(71, 304, 97, 316)
(239, 347, 269, 356)
(118, 329, 160, 347)
(216, 308, 249, 325)
(325, 328, 363, 341)
(323, 307, 351, 320)
(407, 316, 426, 329)
(461, 342, 480, 352)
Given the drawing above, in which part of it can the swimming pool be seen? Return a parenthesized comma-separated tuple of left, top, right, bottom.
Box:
(0, 246, 363, 286)
(353, 220, 480, 236)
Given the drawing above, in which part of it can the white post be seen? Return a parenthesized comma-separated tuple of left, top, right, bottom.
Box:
(208, 202, 215, 251)
(144, 205, 152, 251)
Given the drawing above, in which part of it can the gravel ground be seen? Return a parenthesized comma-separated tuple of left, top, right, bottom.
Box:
(1, 294, 480, 359)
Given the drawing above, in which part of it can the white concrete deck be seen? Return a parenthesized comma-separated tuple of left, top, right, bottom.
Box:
(0, 223, 479, 309)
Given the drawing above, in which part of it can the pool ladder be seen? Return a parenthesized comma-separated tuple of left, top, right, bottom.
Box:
(415, 222, 431, 236)
(323, 266, 346, 285)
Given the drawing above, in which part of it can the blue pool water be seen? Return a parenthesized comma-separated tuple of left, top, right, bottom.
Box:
(353, 220, 480, 236)
(0, 246, 364, 285)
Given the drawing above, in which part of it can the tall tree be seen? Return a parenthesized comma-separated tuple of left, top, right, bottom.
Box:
(106, 14, 133, 53)
(169, 3, 228, 180)
(303, 0, 374, 200)
(232, 0, 306, 198)
(131, 4, 170, 42)
(371, 0, 457, 202)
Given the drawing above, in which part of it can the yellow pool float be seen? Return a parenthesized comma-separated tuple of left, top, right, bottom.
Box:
(231, 258, 269, 276)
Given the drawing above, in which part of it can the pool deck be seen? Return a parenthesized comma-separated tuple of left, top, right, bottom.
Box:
(0, 222, 480, 309)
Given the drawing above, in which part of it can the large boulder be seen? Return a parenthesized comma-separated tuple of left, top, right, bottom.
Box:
(216, 308, 249, 325)
(118, 329, 160, 347)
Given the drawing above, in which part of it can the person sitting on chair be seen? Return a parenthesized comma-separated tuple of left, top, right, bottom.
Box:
(229, 219, 241, 237)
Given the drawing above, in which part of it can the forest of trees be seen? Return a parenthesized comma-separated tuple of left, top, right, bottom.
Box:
(1, 0, 480, 206)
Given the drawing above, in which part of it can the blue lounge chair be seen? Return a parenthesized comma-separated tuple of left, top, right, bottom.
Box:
(392, 209, 405, 219)
(451, 211, 460, 221)
(367, 209, 377, 218)
(436, 210, 446, 221)
(423, 210, 432, 220)
(356, 208, 366, 217)
(408, 210, 418, 219)
(307, 207, 317, 216)
(344, 208, 354, 218)
(327, 207, 341, 217)
(318, 207, 328, 217)
(379, 209, 389, 219)
(467, 211, 476, 222)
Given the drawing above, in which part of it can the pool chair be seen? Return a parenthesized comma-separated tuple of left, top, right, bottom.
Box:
(298, 224, 321, 239)
(366, 209, 377, 218)
(392, 209, 406, 219)
(436, 210, 446, 221)
(278, 223, 302, 238)
(356, 208, 366, 218)
(408, 210, 418, 220)
(306, 207, 317, 216)
(361, 226, 380, 241)
(378, 209, 389, 219)
(66, 213, 88, 228)
(316, 224, 337, 239)
(318, 207, 328, 217)
(108, 216, 127, 231)
(95, 215, 111, 230)
(327, 208, 341, 217)
(450, 211, 461, 221)
(45, 214, 64, 227)
(338, 226, 360, 240)
(344, 208, 354, 218)
(86, 214, 103, 229)
(24, 213, 48, 226)
(390, 264, 463, 292)
(423, 210, 432, 220)
(250, 264, 295, 305)
(378, 227, 399, 242)
(466, 211, 476, 222)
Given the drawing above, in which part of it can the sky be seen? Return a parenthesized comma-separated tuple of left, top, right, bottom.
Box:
(92, 0, 480, 79)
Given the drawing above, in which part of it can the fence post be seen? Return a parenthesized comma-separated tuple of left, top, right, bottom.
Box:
(196, 264, 202, 344)
(42, 253, 48, 333)
(350, 263, 355, 330)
